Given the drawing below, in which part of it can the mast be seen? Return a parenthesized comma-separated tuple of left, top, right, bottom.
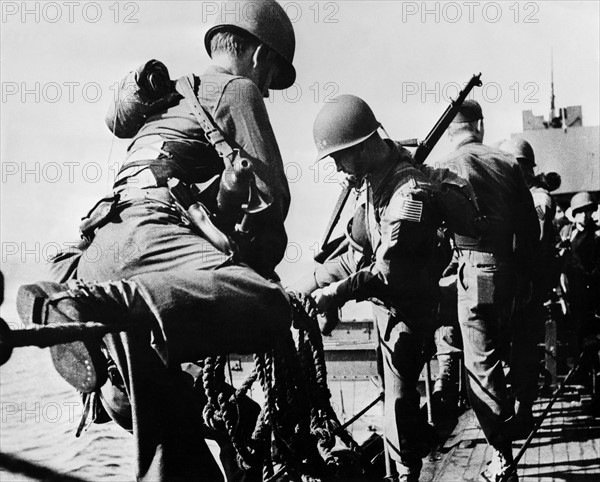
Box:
(549, 49, 556, 124)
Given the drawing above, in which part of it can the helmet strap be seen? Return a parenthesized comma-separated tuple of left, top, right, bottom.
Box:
(353, 143, 368, 182)
(252, 44, 277, 96)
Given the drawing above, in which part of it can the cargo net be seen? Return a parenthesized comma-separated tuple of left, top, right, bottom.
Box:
(197, 292, 360, 481)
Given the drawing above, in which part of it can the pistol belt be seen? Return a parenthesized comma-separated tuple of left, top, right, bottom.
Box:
(115, 186, 173, 205)
(114, 182, 234, 257)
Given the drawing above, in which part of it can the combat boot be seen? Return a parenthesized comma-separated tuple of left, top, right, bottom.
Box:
(508, 400, 535, 440)
(432, 353, 460, 422)
(16, 279, 147, 393)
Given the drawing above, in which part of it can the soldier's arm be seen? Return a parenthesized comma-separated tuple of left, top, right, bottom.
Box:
(532, 190, 554, 242)
(213, 77, 290, 218)
(212, 77, 291, 274)
(313, 188, 427, 310)
(291, 248, 359, 296)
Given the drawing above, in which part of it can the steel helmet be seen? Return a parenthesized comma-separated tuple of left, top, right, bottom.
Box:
(204, 0, 296, 90)
(313, 95, 381, 161)
(499, 138, 536, 166)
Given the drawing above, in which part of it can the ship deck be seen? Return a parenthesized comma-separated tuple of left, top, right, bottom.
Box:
(421, 384, 600, 482)
(320, 319, 600, 482)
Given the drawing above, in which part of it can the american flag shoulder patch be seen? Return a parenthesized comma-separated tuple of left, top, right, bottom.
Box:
(388, 196, 423, 222)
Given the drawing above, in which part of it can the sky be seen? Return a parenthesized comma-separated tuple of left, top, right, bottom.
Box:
(1, 0, 599, 290)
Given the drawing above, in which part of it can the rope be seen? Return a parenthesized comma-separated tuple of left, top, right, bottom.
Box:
(0, 452, 89, 482)
(196, 291, 360, 480)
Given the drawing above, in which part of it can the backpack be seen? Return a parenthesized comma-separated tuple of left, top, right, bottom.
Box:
(417, 163, 487, 239)
(391, 141, 486, 239)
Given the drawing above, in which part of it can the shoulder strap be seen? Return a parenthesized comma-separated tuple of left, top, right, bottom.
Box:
(176, 74, 235, 169)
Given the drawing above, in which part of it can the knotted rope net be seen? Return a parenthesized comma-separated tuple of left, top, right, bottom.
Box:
(197, 292, 360, 481)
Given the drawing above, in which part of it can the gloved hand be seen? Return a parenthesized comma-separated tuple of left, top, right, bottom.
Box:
(318, 309, 340, 336)
(311, 282, 343, 313)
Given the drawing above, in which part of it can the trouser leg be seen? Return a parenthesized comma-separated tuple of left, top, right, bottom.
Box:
(103, 331, 225, 482)
(510, 297, 543, 412)
(75, 268, 290, 481)
(457, 254, 514, 449)
(374, 305, 432, 477)
(71, 205, 292, 481)
(433, 325, 462, 399)
(127, 266, 291, 362)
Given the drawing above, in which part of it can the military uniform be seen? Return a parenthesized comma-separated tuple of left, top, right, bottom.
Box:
(302, 142, 440, 478)
(511, 181, 558, 414)
(74, 65, 292, 481)
(439, 136, 539, 453)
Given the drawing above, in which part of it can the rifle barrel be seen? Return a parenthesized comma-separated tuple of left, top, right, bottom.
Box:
(414, 73, 482, 164)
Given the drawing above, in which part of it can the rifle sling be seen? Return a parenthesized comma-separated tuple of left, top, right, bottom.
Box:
(321, 186, 351, 248)
(176, 75, 235, 169)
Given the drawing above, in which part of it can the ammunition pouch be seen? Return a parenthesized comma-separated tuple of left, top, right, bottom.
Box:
(186, 202, 237, 257)
(79, 194, 121, 244)
(345, 203, 371, 257)
(46, 195, 121, 282)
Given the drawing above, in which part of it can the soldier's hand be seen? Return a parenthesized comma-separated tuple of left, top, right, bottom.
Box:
(318, 308, 340, 336)
(311, 286, 338, 313)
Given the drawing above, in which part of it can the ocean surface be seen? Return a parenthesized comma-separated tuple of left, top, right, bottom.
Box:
(0, 279, 381, 482)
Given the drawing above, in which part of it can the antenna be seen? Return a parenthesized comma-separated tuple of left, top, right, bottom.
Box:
(549, 48, 555, 123)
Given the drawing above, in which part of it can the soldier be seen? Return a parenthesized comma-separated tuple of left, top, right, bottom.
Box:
(499, 138, 560, 437)
(299, 95, 442, 482)
(439, 101, 539, 482)
(16, 1, 295, 481)
(431, 247, 463, 423)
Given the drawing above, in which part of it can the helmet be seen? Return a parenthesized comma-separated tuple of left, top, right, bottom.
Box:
(570, 191, 596, 214)
(204, 0, 296, 90)
(451, 99, 483, 124)
(313, 95, 381, 161)
(499, 138, 536, 166)
(544, 172, 562, 192)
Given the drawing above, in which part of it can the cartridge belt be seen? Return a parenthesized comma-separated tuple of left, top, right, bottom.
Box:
(125, 135, 166, 163)
(115, 186, 173, 205)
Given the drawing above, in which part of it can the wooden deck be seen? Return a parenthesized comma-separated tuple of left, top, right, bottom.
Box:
(421, 386, 600, 482)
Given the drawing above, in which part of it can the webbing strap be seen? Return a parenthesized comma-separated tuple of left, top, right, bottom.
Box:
(176, 75, 235, 169)
(75, 392, 95, 437)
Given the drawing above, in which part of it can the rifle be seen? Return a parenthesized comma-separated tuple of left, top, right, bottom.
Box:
(315, 73, 483, 263)
(412, 73, 482, 164)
